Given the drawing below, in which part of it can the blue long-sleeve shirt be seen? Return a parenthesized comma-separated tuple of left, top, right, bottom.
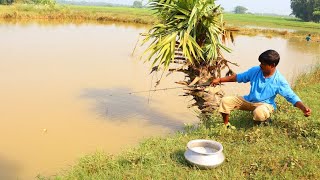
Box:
(236, 66, 301, 109)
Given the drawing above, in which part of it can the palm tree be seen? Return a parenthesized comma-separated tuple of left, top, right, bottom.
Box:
(141, 0, 236, 113)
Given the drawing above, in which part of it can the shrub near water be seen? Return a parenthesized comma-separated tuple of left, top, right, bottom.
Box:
(53, 66, 320, 179)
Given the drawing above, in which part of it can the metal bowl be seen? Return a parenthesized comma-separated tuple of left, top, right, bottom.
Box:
(184, 139, 225, 169)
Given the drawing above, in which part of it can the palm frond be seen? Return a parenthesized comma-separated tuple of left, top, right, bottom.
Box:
(142, 0, 233, 70)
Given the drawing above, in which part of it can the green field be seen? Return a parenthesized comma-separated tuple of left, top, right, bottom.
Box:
(224, 13, 320, 33)
(0, 4, 155, 24)
(1, 4, 320, 37)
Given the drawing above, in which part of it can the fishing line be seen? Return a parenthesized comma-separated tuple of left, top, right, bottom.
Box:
(147, 72, 157, 104)
(126, 83, 222, 95)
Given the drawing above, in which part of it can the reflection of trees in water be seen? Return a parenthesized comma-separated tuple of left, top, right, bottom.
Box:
(0, 156, 20, 180)
(80, 88, 191, 130)
(0, 19, 147, 29)
(286, 37, 320, 55)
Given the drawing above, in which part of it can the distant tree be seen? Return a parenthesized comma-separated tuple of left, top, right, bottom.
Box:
(133, 0, 143, 8)
(233, 6, 248, 14)
(0, 0, 14, 5)
(32, 0, 56, 5)
(314, 8, 320, 22)
(291, 0, 320, 22)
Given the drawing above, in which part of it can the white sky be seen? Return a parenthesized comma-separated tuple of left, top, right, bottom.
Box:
(78, 0, 292, 15)
(216, 0, 292, 15)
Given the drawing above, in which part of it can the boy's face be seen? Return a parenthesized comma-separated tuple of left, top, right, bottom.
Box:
(260, 62, 275, 75)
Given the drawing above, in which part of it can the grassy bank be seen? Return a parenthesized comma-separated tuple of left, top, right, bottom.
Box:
(0, 4, 155, 24)
(51, 65, 320, 179)
(1, 4, 320, 39)
(224, 13, 320, 34)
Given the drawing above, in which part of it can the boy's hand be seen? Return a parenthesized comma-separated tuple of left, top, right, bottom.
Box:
(295, 102, 311, 117)
(210, 78, 220, 86)
(303, 108, 311, 117)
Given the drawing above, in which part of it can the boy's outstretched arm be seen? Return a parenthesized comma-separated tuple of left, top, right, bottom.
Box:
(211, 74, 237, 86)
(295, 101, 312, 117)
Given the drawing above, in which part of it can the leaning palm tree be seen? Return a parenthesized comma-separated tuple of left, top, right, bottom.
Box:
(141, 0, 236, 113)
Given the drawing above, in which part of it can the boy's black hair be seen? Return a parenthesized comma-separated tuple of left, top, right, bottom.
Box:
(258, 49, 280, 66)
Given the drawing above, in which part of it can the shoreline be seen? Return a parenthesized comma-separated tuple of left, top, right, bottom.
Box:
(1, 4, 320, 40)
(1, 18, 319, 42)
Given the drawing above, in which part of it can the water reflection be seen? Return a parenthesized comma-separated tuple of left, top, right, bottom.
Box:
(0, 18, 149, 29)
(80, 87, 187, 129)
(287, 37, 320, 54)
(244, 25, 297, 33)
(0, 156, 20, 180)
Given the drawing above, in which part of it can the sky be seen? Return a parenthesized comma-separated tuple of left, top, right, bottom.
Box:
(81, 0, 292, 16)
(216, 0, 292, 15)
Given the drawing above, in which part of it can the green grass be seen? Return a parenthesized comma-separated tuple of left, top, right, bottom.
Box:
(224, 13, 320, 34)
(50, 66, 320, 179)
(0, 4, 155, 24)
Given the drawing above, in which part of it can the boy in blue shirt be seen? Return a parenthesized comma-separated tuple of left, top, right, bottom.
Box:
(306, 34, 311, 42)
(211, 50, 311, 126)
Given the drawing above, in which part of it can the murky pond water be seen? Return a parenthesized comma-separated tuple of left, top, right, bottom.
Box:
(0, 21, 319, 179)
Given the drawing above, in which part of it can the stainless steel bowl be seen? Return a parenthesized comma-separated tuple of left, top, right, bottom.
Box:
(184, 139, 225, 169)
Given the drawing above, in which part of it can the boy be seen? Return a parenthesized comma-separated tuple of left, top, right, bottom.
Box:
(306, 34, 311, 41)
(211, 50, 311, 126)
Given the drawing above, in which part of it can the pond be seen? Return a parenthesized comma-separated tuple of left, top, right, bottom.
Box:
(0, 21, 319, 179)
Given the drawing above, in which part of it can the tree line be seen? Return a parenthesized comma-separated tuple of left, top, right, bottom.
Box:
(0, 0, 55, 5)
(291, 0, 320, 22)
(0, 0, 13, 4)
(0, 0, 146, 8)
